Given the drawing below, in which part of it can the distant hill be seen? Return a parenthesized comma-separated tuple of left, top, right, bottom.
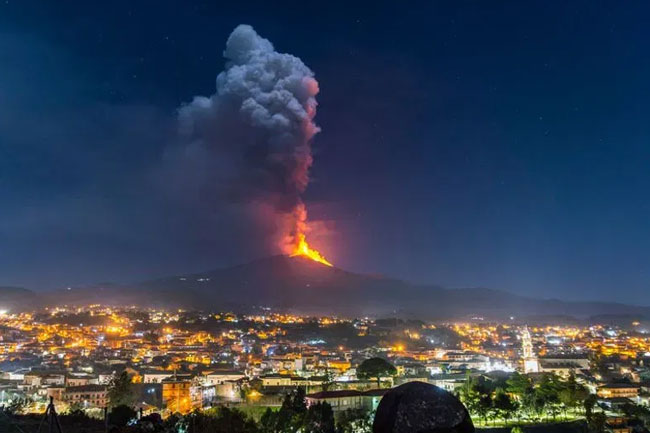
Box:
(6, 256, 650, 320)
(0, 286, 38, 311)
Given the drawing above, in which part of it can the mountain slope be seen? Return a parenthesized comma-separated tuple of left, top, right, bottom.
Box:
(13, 256, 650, 319)
(134, 256, 650, 319)
(137, 255, 427, 314)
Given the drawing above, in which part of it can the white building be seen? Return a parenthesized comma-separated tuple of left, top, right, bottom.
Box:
(521, 326, 540, 374)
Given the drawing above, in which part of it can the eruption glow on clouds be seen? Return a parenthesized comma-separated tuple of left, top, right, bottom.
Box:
(177, 25, 331, 266)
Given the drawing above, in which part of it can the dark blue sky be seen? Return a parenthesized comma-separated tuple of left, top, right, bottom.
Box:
(1, 1, 650, 303)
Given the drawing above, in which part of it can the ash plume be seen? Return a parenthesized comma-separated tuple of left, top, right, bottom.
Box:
(173, 24, 321, 253)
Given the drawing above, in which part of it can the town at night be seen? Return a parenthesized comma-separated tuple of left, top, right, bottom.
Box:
(4, 298, 650, 432)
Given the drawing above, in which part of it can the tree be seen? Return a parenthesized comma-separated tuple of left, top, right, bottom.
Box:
(107, 371, 137, 408)
(558, 373, 589, 418)
(273, 389, 308, 433)
(6, 398, 30, 415)
(493, 388, 517, 427)
(303, 402, 336, 433)
(506, 373, 533, 398)
(167, 408, 260, 433)
(198, 407, 260, 433)
(587, 412, 607, 433)
(337, 409, 374, 433)
(584, 393, 598, 420)
(506, 373, 534, 419)
(623, 403, 650, 429)
(357, 358, 397, 388)
(458, 376, 482, 417)
(476, 393, 492, 426)
(536, 374, 561, 421)
(322, 368, 334, 392)
(529, 392, 546, 423)
(589, 353, 609, 379)
(109, 404, 137, 427)
(290, 388, 307, 414)
(260, 408, 278, 433)
(459, 375, 500, 425)
(64, 406, 89, 423)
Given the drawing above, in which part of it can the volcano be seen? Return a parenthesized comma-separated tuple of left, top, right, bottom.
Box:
(7, 255, 650, 320)
(137, 255, 407, 315)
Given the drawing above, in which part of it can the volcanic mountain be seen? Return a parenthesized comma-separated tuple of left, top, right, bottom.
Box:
(10, 255, 647, 320)
(136, 255, 414, 315)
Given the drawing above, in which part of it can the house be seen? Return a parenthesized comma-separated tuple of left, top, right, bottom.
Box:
(606, 417, 633, 433)
(161, 376, 202, 414)
(259, 374, 324, 389)
(46, 386, 65, 402)
(203, 369, 246, 385)
(306, 389, 388, 412)
(215, 381, 241, 400)
(23, 371, 65, 388)
(327, 360, 352, 372)
(539, 356, 590, 370)
(538, 361, 582, 378)
(143, 371, 175, 384)
(61, 385, 108, 408)
(65, 374, 97, 387)
(597, 383, 639, 399)
(429, 373, 466, 392)
(538, 356, 589, 378)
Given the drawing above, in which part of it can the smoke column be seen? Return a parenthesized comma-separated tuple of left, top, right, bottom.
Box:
(177, 25, 324, 256)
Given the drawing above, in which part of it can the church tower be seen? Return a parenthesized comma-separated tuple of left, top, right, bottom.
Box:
(521, 325, 540, 373)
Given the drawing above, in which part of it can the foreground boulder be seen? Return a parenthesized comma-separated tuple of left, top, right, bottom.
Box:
(373, 381, 475, 433)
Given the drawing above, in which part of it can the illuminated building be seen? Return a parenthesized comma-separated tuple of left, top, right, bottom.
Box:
(521, 326, 540, 374)
(203, 370, 246, 385)
(143, 371, 175, 384)
(306, 389, 387, 412)
(161, 374, 202, 414)
(61, 384, 108, 408)
(597, 383, 639, 399)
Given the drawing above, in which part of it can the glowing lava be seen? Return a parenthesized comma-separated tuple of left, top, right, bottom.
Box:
(290, 232, 332, 267)
(284, 203, 332, 266)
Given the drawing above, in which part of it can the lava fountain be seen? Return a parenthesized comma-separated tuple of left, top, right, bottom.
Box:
(285, 203, 332, 266)
(290, 232, 332, 266)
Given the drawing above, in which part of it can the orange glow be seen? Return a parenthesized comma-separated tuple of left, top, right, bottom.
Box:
(290, 232, 332, 266)
(285, 203, 332, 266)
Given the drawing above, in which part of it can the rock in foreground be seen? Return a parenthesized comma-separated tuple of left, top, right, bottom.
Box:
(373, 381, 475, 433)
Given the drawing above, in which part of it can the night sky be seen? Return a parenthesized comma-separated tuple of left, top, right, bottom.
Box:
(2, 1, 650, 304)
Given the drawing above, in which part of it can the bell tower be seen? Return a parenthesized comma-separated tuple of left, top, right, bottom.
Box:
(521, 326, 539, 373)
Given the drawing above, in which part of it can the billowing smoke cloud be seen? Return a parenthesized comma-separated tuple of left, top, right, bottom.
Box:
(174, 25, 321, 253)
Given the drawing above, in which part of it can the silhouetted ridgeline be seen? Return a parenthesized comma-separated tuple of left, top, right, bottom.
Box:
(2, 256, 650, 320)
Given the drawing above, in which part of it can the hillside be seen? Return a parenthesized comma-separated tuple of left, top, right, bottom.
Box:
(5, 256, 650, 320)
(134, 256, 650, 319)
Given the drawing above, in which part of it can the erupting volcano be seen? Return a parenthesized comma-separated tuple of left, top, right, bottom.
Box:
(283, 203, 332, 266)
(176, 25, 333, 266)
(290, 233, 332, 266)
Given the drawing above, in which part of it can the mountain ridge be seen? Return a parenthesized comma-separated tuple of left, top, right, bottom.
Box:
(2, 256, 649, 320)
